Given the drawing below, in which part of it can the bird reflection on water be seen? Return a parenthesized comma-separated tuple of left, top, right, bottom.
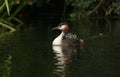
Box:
(52, 45, 80, 77)
(52, 22, 84, 77)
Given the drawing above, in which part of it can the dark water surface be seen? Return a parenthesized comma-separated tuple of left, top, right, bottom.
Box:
(0, 19, 120, 77)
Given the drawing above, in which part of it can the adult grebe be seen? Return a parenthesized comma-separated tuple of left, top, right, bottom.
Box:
(52, 22, 84, 47)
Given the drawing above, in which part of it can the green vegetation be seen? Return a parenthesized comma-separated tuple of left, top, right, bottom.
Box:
(0, 0, 27, 32)
(0, 0, 51, 32)
(66, 0, 120, 19)
(1, 0, 120, 32)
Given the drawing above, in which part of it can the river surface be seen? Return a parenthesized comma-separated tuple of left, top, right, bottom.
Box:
(0, 19, 120, 77)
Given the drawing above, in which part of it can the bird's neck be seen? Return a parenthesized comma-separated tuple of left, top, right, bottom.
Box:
(52, 31, 65, 46)
(57, 31, 65, 40)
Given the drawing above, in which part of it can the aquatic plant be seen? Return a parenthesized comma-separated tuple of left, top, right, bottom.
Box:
(0, 0, 27, 32)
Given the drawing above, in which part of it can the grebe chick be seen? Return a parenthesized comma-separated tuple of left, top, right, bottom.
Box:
(52, 22, 84, 46)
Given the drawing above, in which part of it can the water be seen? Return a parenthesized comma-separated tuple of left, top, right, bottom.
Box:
(0, 19, 120, 77)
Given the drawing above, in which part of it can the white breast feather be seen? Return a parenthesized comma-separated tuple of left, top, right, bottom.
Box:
(52, 35, 62, 45)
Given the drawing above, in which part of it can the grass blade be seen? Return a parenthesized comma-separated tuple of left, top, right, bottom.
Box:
(0, 2, 5, 12)
(5, 0, 10, 15)
(0, 21, 16, 32)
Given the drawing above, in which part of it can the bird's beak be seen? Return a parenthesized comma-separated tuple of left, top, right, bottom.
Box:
(52, 26, 60, 30)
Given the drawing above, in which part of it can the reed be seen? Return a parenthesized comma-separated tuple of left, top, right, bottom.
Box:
(0, 0, 26, 32)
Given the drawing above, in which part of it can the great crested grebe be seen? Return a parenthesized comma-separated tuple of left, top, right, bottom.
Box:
(52, 22, 84, 47)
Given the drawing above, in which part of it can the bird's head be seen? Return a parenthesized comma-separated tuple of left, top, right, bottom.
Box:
(52, 22, 69, 32)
